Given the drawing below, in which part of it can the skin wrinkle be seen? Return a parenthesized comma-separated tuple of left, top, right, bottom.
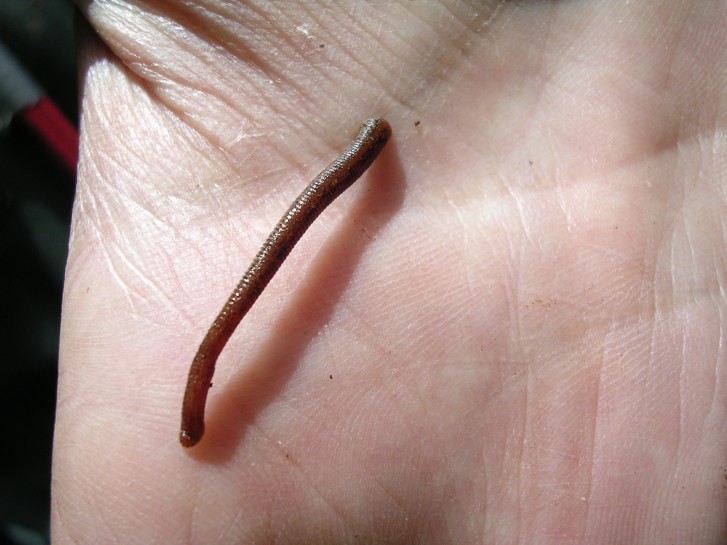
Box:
(716, 312, 726, 418)
(89, 1, 484, 167)
(381, 2, 506, 111)
(637, 209, 661, 323)
(662, 3, 695, 96)
(110, 246, 165, 319)
(343, 309, 392, 375)
(115, 0, 275, 83)
(389, 366, 449, 498)
(453, 203, 477, 325)
(419, 2, 495, 82)
(255, 412, 412, 541)
(517, 370, 531, 544)
(129, 3, 382, 146)
(87, 64, 227, 196)
(583, 334, 606, 538)
(83, 147, 202, 332)
(677, 310, 688, 462)
(343, 389, 421, 519)
(77, 158, 109, 241)
(327, 19, 409, 119)
(158, 1, 277, 64)
(443, 389, 495, 540)
(89, 58, 262, 211)
(216, 503, 247, 544)
(684, 218, 698, 304)
(503, 235, 523, 364)
(265, 432, 356, 538)
(93, 21, 270, 154)
(293, 396, 406, 518)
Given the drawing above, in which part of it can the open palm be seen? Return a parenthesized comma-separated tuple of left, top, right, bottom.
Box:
(53, 1, 727, 543)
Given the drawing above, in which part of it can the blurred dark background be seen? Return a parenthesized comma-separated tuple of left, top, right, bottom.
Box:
(0, 0, 77, 543)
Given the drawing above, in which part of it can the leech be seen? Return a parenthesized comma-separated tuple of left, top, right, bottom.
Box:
(180, 118, 392, 447)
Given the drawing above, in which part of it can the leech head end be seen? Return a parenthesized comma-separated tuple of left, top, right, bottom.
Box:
(180, 425, 204, 448)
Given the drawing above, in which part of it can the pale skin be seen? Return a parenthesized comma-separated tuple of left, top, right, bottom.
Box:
(54, 1, 727, 543)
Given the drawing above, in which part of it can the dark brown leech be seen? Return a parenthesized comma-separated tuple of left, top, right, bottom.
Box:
(180, 119, 392, 447)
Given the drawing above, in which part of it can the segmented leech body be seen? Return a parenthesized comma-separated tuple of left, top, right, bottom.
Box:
(180, 119, 392, 447)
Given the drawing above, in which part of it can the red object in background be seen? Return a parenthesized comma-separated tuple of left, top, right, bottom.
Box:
(1, 38, 78, 174)
(20, 97, 79, 173)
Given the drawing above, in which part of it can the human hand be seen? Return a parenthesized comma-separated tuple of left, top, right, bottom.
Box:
(53, 1, 727, 543)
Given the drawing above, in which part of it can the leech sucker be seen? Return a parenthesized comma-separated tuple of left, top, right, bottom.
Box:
(180, 118, 392, 447)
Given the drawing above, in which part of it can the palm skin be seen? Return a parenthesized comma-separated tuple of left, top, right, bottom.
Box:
(53, 1, 727, 543)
